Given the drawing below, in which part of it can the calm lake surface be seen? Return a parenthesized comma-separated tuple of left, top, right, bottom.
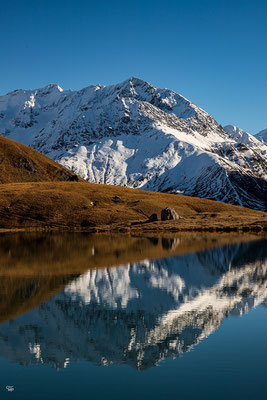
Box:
(0, 233, 267, 399)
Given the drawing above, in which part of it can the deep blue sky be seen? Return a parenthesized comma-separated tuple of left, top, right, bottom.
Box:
(1, 0, 266, 133)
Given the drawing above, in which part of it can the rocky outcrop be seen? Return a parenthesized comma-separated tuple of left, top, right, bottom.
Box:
(161, 207, 179, 221)
(149, 213, 158, 222)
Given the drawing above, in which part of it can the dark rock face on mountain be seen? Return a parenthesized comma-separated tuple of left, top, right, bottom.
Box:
(0, 239, 266, 370)
(1, 78, 267, 210)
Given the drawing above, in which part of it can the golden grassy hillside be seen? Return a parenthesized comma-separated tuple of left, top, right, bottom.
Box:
(0, 136, 83, 183)
(0, 181, 266, 232)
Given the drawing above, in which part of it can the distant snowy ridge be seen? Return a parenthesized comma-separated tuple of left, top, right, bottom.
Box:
(1, 78, 267, 210)
(255, 128, 267, 144)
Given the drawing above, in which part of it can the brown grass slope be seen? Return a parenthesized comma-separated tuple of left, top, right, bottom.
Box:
(0, 181, 266, 231)
(0, 136, 83, 183)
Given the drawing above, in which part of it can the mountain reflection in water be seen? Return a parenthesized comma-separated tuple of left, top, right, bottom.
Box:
(0, 236, 267, 370)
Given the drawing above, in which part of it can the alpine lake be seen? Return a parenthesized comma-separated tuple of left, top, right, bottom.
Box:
(0, 232, 267, 400)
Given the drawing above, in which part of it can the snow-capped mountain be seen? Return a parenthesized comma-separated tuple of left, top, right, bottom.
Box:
(255, 128, 267, 144)
(223, 124, 264, 148)
(1, 78, 267, 210)
(0, 239, 266, 370)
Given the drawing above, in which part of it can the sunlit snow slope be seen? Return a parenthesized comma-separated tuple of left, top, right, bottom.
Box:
(0, 78, 267, 210)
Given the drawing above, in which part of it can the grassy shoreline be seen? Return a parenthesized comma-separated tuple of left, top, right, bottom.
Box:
(0, 181, 266, 232)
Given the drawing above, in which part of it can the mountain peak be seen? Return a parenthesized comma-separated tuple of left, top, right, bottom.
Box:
(40, 83, 63, 93)
(223, 124, 263, 147)
(117, 76, 154, 94)
(125, 76, 149, 85)
(224, 124, 248, 135)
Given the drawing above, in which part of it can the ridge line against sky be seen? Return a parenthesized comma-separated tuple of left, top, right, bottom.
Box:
(1, 0, 266, 134)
